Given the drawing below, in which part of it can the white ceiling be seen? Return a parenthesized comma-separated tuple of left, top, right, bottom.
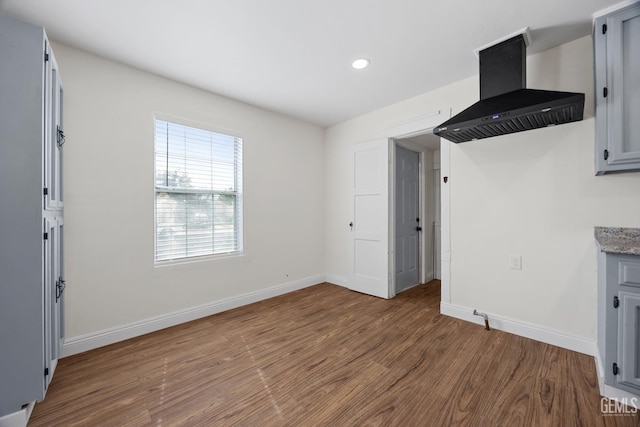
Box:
(0, 0, 623, 127)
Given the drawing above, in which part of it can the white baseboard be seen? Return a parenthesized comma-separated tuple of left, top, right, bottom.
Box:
(440, 302, 597, 356)
(595, 348, 606, 395)
(61, 275, 324, 357)
(325, 274, 348, 287)
(425, 270, 435, 283)
(0, 402, 33, 427)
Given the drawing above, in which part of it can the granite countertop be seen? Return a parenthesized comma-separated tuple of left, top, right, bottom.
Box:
(595, 227, 640, 256)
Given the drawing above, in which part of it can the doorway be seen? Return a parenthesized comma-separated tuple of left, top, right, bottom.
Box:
(393, 134, 442, 294)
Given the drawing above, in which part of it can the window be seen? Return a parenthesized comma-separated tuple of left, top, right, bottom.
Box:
(154, 118, 243, 262)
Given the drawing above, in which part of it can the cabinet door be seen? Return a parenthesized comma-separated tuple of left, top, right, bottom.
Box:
(43, 215, 63, 392)
(55, 217, 67, 348)
(53, 217, 64, 358)
(43, 41, 52, 209)
(595, 4, 640, 174)
(44, 53, 63, 209)
(43, 217, 55, 391)
(617, 290, 640, 391)
(608, 7, 640, 165)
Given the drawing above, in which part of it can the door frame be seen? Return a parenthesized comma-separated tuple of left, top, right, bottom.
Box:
(385, 110, 452, 301)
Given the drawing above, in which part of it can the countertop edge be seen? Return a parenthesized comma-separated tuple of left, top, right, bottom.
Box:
(595, 227, 640, 256)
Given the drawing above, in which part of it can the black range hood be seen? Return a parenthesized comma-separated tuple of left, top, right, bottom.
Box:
(433, 34, 585, 143)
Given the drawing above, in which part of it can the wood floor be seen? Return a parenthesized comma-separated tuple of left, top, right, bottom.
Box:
(30, 281, 638, 426)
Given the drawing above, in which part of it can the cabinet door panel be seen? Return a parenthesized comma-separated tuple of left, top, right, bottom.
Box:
(53, 217, 64, 358)
(619, 260, 640, 287)
(58, 82, 64, 205)
(618, 290, 640, 390)
(43, 41, 51, 209)
(608, 9, 640, 164)
(43, 217, 55, 390)
(45, 54, 63, 210)
(621, 14, 640, 156)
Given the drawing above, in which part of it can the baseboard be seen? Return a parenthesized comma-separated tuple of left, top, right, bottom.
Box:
(61, 275, 324, 357)
(325, 274, 348, 288)
(425, 270, 435, 283)
(595, 348, 606, 395)
(440, 302, 597, 356)
(0, 401, 33, 427)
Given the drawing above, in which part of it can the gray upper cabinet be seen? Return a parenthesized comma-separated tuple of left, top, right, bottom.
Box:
(0, 13, 64, 418)
(594, 3, 640, 175)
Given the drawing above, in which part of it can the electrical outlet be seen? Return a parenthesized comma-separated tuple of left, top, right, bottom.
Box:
(509, 255, 522, 270)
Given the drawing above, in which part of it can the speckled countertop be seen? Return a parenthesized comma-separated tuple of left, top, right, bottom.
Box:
(595, 227, 640, 256)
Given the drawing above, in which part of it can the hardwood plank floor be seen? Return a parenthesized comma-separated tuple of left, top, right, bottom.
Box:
(29, 281, 639, 426)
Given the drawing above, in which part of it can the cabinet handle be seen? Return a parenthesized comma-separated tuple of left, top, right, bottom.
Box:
(56, 278, 66, 301)
(57, 126, 65, 148)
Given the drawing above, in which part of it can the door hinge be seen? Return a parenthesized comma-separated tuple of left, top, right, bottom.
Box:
(613, 362, 619, 376)
(43, 187, 48, 196)
(44, 367, 49, 377)
(43, 232, 48, 240)
(602, 24, 607, 35)
(44, 52, 49, 62)
(604, 149, 609, 160)
(603, 87, 608, 98)
(613, 295, 619, 308)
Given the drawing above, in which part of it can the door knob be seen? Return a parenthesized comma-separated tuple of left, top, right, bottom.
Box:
(349, 222, 353, 229)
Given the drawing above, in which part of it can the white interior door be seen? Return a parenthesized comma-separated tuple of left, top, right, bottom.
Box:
(348, 139, 389, 299)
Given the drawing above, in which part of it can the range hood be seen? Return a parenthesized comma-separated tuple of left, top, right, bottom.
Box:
(433, 33, 585, 143)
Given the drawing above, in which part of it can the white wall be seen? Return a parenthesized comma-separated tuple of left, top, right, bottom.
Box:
(325, 35, 640, 341)
(53, 42, 326, 343)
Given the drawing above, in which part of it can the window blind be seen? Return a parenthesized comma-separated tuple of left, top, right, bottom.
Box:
(154, 119, 243, 262)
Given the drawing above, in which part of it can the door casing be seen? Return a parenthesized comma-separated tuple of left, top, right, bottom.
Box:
(385, 110, 452, 300)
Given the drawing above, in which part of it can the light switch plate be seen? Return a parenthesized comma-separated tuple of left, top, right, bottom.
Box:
(509, 255, 522, 270)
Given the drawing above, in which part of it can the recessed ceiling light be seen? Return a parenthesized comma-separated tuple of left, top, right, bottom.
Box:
(352, 58, 370, 70)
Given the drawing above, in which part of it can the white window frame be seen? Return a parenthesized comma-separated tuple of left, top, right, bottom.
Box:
(153, 115, 243, 264)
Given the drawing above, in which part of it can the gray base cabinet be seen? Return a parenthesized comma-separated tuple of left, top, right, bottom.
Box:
(0, 13, 65, 417)
(594, 3, 640, 175)
(599, 252, 640, 395)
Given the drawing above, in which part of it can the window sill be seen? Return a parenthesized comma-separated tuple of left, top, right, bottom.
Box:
(154, 251, 244, 268)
